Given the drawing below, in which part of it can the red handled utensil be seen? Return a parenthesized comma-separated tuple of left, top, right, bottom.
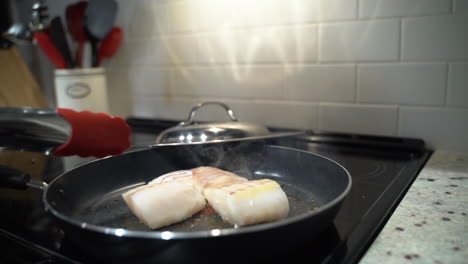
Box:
(49, 17, 75, 68)
(65, 1, 88, 67)
(97, 27, 123, 65)
(33, 31, 67, 69)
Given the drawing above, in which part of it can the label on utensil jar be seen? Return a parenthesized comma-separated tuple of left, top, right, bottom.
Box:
(54, 68, 109, 112)
(66, 82, 91, 99)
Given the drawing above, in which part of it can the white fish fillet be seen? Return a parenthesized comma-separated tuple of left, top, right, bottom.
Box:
(204, 179, 289, 226)
(148, 170, 194, 186)
(123, 167, 288, 229)
(191, 166, 248, 192)
(122, 181, 206, 229)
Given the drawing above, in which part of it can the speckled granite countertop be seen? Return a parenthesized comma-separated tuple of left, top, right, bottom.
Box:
(360, 151, 467, 264)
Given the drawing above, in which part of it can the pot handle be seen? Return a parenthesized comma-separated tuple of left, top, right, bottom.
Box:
(180, 102, 239, 126)
(0, 165, 47, 190)
(53, 108, 132, 158)
(0, 107, 132, 158)
(0, 165, 30, 189)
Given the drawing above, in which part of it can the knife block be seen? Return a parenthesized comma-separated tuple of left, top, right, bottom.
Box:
(0, 47, 49, 108)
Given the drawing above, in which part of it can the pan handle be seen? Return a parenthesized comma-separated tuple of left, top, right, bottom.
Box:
(0, 165, 47, 190)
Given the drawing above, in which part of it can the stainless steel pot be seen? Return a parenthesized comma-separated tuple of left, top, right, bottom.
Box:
(0, 107, 131, 157)
(0, 103, 302, 156)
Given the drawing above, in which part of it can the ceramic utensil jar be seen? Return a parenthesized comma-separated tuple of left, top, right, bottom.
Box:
(54, 68, 109, 112)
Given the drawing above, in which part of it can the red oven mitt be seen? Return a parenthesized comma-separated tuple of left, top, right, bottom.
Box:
(54, 108, 132, 158)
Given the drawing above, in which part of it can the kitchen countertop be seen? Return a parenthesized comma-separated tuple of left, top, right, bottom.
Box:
(360, 151, 467, 264)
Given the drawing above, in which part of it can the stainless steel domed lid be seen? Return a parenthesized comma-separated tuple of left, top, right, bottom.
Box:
(155, 102, 300, 145)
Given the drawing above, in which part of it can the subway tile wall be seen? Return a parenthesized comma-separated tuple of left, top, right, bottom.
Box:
(103, 0, 467, 151)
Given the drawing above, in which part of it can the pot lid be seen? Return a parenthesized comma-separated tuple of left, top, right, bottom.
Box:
(155, 102, 272, 144)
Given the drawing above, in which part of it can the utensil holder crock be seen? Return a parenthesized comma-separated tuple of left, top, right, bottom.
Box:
(54, 68, 109, 113)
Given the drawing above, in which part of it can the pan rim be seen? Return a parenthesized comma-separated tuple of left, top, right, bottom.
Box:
(42, 145, 352, 240)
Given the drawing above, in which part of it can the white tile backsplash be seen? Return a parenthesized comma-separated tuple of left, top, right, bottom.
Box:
(285, 65, 355, 102)
(282, 0, 321, 23)
(320, 20, 399, 62)
(166, 36, 198, 64)
(197, 32, 240, 64)
(172, 66, 285, 99)
(318, 0, 358, 21)
(106, 69, 133, 117)
(358, 63, 447, 105)
(145, 37, 172, 67)
(237, 28, 291, 64)
(399, 107, 468, 151)
(100, 0, 468, 151)
(237, 26, 318, 63)
(126, 0, 168, 37)
(447, 63, 468, 107)
(132, 96, 197, 120)
(129, 68, 171, 97)
(172, 67, 225, 96)
(223, 66, 284, 99)
(223, 100, 319, 129)
(319, 103, 398, 136)
(359, 0, 452, 18)
(168, 0, 197, 33)
(454, 0, 468, 14)
(402, 15, 468, 60)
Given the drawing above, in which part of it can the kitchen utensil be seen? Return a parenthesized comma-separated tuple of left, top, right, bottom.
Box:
(3, 0, 49, 44)
(49, 17, 74, 68)
(85, 0, 117, 67)
(3, 24, 33, 44)
(33, 31, 67, 69)
(0, 107, 131, 157)
(0, 47, 48, 108)
(65, 1, 88, 67)
(0, 141, 351, 263)
(97, 27, 123, 65)
(82, 42, 92, 68)
(156, 102, 303, 144)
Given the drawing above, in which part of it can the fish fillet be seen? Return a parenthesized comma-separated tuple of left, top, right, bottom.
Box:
(122, 181, 206, 229)
(123, 167, 288, 229)
(191, 166, 248, 192)
(148, 170, 194, 186)
(204, 179, 289, 226)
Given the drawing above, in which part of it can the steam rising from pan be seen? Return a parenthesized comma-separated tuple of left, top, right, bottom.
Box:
(177, 140, 268, 180)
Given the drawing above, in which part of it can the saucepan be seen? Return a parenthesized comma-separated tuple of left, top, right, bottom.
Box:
(0, 104, 351, 263)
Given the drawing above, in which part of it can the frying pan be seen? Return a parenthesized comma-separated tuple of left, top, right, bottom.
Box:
(1, 140, 351, 263)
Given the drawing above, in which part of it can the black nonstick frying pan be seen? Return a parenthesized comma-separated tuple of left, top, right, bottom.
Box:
(2, 141, 351, 263)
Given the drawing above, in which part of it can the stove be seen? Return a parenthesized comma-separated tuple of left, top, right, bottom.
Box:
(0, 118, 431, 263)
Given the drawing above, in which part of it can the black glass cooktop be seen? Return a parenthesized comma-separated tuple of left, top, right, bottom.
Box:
(0, 118, 431, 263)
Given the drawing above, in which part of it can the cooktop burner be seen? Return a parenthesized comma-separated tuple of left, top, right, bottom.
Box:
(0, 118, 431, 263)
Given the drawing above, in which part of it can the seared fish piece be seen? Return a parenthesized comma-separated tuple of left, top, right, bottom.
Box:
(122, 181, 206, 229)
(191, 166, 248, 192)
(148, 170, 194, 186)
(204, 179, 289, 226)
